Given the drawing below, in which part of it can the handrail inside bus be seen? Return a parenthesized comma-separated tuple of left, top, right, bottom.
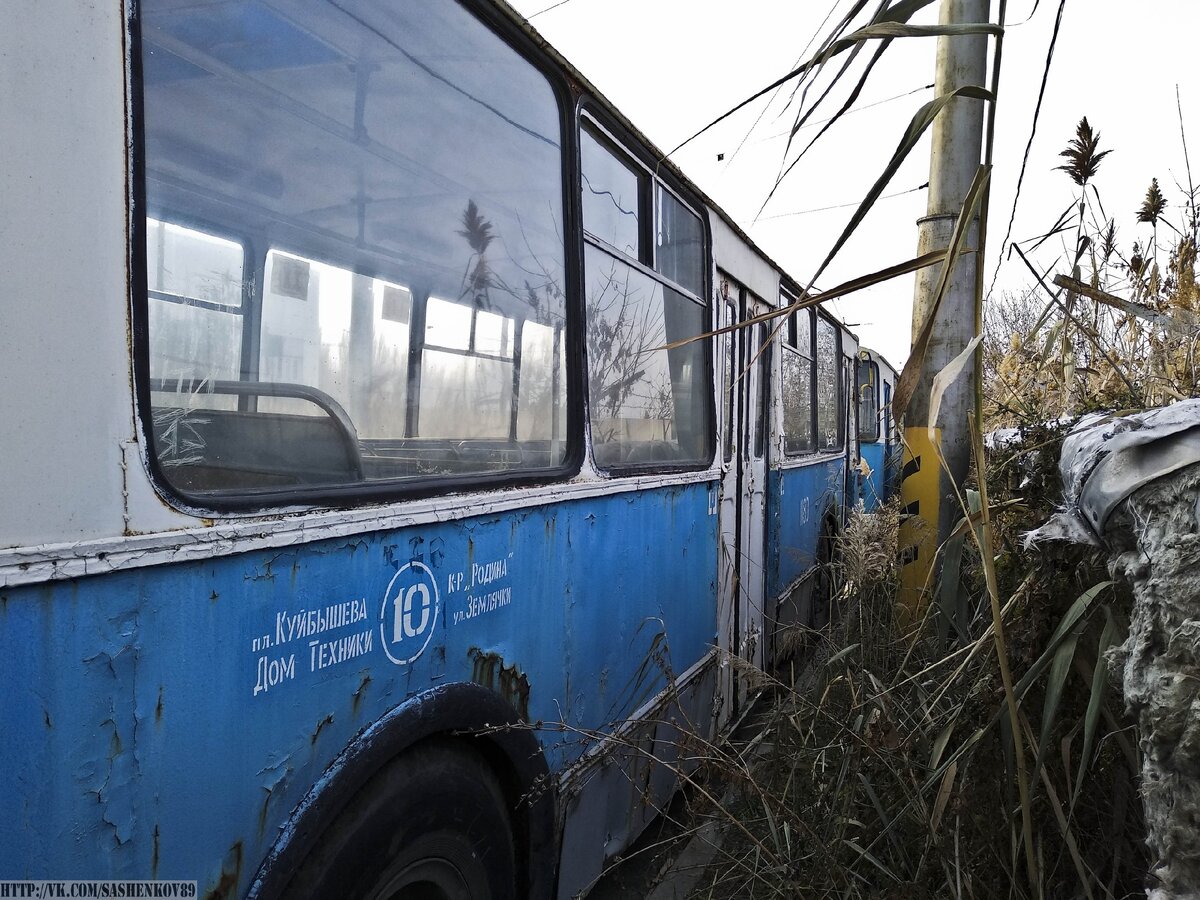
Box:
(148, 377, 365, 481)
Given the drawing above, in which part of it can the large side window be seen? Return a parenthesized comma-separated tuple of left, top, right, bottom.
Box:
(858, 358, 879, 443)
(139, 0, 568, 500)
(815, 317, 842, 451)
(781, 305, 814, 455)
(581, 121, 710, 469)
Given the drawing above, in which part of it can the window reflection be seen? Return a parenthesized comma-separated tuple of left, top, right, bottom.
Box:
(858, 359, 879, 443)
(581, 126, 642, 258)
(585, 246, 708, 467)
(140, 0, 570, 496)
(816, 318, 841, 450)
(655, 185, 703, 296)
(782, 307, 814, 455)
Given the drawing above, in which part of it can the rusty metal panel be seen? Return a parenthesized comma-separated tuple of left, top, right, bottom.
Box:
(0, 482, 718, 895)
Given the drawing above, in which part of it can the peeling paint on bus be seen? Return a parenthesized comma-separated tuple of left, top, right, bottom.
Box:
(0, 484, 716, 895)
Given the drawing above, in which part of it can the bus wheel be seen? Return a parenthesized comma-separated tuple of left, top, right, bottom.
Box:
(287, 739, 516, 900)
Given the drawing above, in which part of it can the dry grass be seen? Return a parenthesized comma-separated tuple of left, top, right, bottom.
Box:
(665, 437, 1146, 899)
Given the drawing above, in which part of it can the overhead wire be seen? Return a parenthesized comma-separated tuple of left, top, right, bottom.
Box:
(986, 0, 1069, 302)
(719, 0, 847, 167)
(756, 83, 933, 142)
(755, 183, 928, 220)
(528, 0, 577, 18)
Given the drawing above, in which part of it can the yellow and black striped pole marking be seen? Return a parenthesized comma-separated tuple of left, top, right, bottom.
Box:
(898, 427, 941, 625)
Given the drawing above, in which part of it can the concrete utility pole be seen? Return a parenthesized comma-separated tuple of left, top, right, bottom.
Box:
(898, 0, 990, 617)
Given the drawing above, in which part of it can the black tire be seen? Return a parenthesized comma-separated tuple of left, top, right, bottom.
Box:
(284, 739, 516, 900)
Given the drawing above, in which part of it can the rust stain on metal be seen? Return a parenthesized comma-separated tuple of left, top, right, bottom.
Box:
(468, 648, 530, 720)
(258, 789, 272, 840)
(351, 673, 372, 716)
(310, 713, 334, 747)
(151, 825, 160, 880)
(203, 840, 243, 900)
(155, 685, 164, 724)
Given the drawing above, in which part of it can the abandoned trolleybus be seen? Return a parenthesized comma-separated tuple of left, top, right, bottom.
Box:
(0, 0, 876, 896)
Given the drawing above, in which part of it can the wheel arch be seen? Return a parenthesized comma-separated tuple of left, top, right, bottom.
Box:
(247, 682, 555, 900)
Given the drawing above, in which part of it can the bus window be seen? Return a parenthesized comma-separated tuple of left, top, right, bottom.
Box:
(842, 356, 853, 448)
(581, 125, 643, 259)
(815, 317, 841, 450)
(139, 0, 569, 500)
(753, 319, 769, 459)
(584, 247, 708, 465)
(655, 184, 704, 297)
(581, 120, 710, 470)
(721, 284, 737, 465)
(146, 219, 244, 399)
(782, 306, 814, 454)
(884, 381, 894, 445)
(858, 359, 880, 443)
(420, 298, 515, 441)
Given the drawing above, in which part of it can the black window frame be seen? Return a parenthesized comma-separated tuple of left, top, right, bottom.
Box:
(578, 107, 715, 475)
(128, 0, 586, 513)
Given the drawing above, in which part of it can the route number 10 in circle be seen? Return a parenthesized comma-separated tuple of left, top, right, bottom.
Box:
(394, 583, 430, 642)
(380, 560, 440, 666)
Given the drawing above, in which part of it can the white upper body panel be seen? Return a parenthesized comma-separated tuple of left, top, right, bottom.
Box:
(708, 211, 781, 305)
(0, 1, 143, 549)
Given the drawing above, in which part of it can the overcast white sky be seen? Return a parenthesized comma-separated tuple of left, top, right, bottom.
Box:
(507, 0, 1198, 367)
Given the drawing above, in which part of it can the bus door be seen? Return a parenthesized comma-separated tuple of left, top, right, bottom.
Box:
(717, 275, 769, 723)
(739, 295, 771, 677)
(883, 378, 895, 498)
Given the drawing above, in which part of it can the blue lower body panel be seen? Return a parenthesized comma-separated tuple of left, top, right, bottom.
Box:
(861, 442, 887, 511)
(0, 481, 718, 894)
(860, 442, 899, 512)
(766, 458, 846, 600)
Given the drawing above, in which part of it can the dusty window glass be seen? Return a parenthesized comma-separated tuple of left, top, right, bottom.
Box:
(842, 357, 853, 448)
(782, 308, 814, 455)
(146, 219, 244, 399)
(425, 298, 473, 352)
(782, 351, 813, 455)
(882, 382, 892, 443)
(815, 318, 841, 450)
(140, 0, 568, 496)
(517, 321, 566, 447)
(858, 359, 879, 442)
(655, 184, 704, 296)
(722, 297, 736, 464)
(581, 126, 642, 258)
(753, 321, 769, 459)
(585, 245, 709, 468)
